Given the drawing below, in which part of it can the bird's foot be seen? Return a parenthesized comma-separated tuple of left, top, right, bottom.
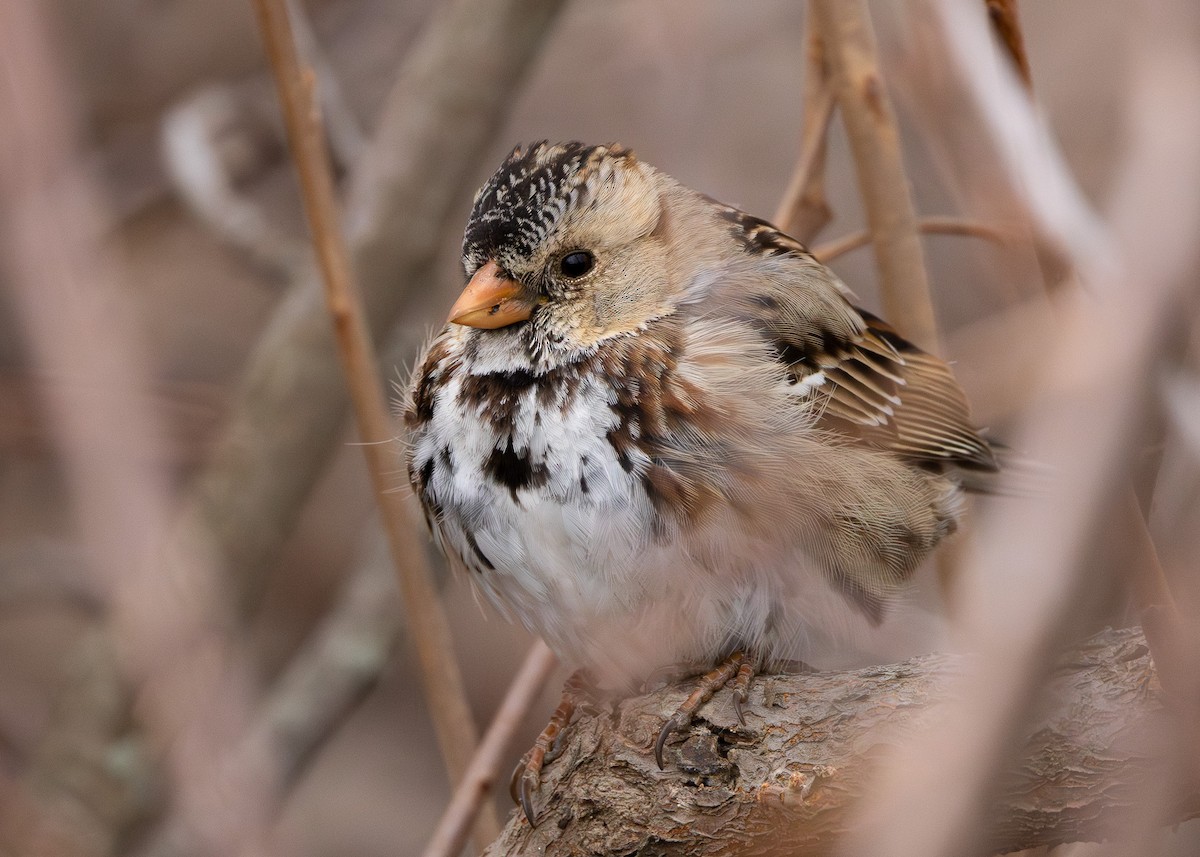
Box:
(510, 668, 595, 826)
(654, 651, 755, 769)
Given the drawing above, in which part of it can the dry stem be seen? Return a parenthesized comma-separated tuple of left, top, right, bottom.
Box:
(773, 8, 836, 244)
(423, 642, 559, 857)
(810, 0, 939, 351)
(811, 216, 1007, 263)
(250, 0, 496, 843)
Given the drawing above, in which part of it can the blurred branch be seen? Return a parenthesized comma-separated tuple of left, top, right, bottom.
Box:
(423, 641, 558, 857)
(250, 0, 494, 844)
(162, 84, 307, 278)
(774, 7, 835, 244)
(810, 0, 939, 351)
(0, 373, 224, 466)
(984, 0, 1033, 92)
(1, 629, 156, 857)
(170, 0, 565, 621)
(482, 629, 1195, 857)
(811, 216, 1007, 263)
(842, 4, 1200, 856)
(240, 552, 400, 793)
(0, 541, 102, 616)
(1, 1, 277, 852)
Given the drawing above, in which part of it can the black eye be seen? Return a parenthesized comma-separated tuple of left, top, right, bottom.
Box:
(559, 250, 594, 279)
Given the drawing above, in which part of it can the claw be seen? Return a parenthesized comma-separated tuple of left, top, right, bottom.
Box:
(654, 652, 750, 771)
(655, 715, 683, 770)
(508, 751, 530, 805)
(731, 660, 754, 726)
(518, 771, 538, 826)
(508, 668, 594, 827)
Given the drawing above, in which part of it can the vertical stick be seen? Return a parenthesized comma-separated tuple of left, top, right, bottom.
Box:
(985, 0, 1034, 92)
(249, 0, 500, 845)
(774, 6, 836, 244)
(810, 0, 940, 352)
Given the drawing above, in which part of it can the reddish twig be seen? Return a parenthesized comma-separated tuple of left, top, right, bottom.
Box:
(810, 0, 940, 351)
(774, 7, 836, 244)
(812, 216, 1008, 263)
(249, 0, 498, 844)
(422, 642, 559, 857)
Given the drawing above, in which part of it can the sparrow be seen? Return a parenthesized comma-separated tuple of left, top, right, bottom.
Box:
(404, 141, 997, 820)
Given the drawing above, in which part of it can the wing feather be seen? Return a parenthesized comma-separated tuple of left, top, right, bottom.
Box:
(710, 208, 998, 475)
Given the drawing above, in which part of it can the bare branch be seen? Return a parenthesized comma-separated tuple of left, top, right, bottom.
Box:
(773, 8, 836, 244)
(283, 0, 365, 167)
(482, 629, 1193, 857)
(173, 0, 566, 621)
(0, 1, 277, 852)
(842, 4, 1200, 856)
(162, 85, 307, 277)
(250, 0, 496, 843)
(241, 551, 401, 792)
(811, 216, 1008, 263)
(423, 642, 559, 857)
(810, 0, 939, 351)
(984, 0, 1034, 92)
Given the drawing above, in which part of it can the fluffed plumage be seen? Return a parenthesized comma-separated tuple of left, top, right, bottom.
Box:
(404, 141, 997, 688)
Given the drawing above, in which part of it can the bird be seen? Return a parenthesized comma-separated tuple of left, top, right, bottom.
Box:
(404, 141, 998, 822)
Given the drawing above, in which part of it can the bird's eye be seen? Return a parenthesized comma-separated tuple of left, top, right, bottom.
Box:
(559, 250, 595, 279)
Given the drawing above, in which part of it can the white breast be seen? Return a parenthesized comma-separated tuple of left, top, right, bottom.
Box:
(407, 327, 947, 687)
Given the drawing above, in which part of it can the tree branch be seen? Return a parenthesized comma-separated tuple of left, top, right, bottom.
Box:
(811, 216, 1007, 263)
(174, 0, 567, 617)
(773, 7, 836, 244)
(482, 628, 1195, 857)
(984, 0, 1033, 92)
(810, 0, 939, 351)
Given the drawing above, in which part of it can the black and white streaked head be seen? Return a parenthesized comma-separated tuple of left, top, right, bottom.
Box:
(449, 142, 699, 366)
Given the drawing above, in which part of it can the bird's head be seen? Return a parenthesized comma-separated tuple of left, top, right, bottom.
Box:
(450, 142, 687, 363)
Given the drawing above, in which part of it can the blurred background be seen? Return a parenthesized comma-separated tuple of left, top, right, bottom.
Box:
(2, 0, 1197, 855)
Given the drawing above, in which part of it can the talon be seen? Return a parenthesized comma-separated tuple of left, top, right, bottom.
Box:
(731, 660, 755, 726)
(508, 751, 530, 804)
(655, 715, 682, 770)
(519, 771, 538, 826)
(508, 668, 594, 827)
(653, 652, 750, 771)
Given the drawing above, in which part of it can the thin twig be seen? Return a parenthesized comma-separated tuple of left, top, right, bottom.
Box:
(284, 0, 365, 166)
(250, 0, 497, 845)
(172, 0, 565, 620)
(774, 7, 836, 244)
(812, 216, 1008, 263)
(423, 641, 559, 857)
(843, 3, 1200, 855)
(985, 0, 1034, 92)
(810, 0, 940, 351)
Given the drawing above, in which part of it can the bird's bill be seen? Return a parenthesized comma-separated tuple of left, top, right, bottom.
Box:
(448, 260, 535, 329)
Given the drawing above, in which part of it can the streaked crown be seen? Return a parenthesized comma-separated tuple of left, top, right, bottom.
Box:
(462, 141, 637, 274)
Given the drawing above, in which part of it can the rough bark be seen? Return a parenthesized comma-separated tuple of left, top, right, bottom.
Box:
(484, 628, 1196, 857)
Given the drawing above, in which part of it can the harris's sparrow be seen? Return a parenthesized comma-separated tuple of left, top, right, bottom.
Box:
(404, 142, 998, 815)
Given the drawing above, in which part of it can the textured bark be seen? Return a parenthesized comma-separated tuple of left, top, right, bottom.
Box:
(484, 628, 1196, 857)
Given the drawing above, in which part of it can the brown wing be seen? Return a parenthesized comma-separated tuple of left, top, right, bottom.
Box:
(710, 206, 998, 474)
(807, 309, 998, 472)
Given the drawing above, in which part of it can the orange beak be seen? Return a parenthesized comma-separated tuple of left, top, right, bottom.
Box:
(447, 260, 536, 329)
